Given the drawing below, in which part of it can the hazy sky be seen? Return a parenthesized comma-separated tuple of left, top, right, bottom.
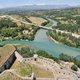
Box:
(0, 0, 80, 8)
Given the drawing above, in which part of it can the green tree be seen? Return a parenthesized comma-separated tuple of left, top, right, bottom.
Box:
(71, 65, 78, 71)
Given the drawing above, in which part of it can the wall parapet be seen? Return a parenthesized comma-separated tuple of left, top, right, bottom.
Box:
(24, 57, 79, 80)
(0, 69, 34, 80)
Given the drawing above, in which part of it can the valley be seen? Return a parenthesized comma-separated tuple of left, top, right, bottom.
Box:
(0, 4, 80, 80)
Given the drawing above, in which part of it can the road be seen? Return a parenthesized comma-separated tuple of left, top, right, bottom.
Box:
(6, 15, 80, 38)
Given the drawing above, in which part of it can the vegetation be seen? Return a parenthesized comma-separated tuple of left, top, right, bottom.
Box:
(47, 30, 80, 48)
(71, 65, 78, 71)
(11, 15, 32, 23)
(0, 17, 39, 41)
(0, 72, 26, 80)
(28, 16, 47, 26)
(11, 60, 31, 77)
(47, 8, 80, 34)
(6, 7, 80, 34)
(41, 21, 49, 26)
(1, 7, 80, 41)
(0, 18, 18, 29)
(54, 22, 80, 34)
(1, 6, 80, 79)
(16, 47, 34, 58)
(59, 53, 80, 68)
(1, 28, 18, 38)
(11, 15, 28, 22)
(16, 46, 59, 63)
(31, 64, 54, 78)
(46, 21, 53, 27)
(11, 59, 53, 78)
(0, 15, 40, 41)
(16, 46, 80, 70)
(24, 17, 32, 23)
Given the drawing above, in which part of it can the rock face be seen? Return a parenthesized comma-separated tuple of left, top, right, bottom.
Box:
(0, 51, 16, 73)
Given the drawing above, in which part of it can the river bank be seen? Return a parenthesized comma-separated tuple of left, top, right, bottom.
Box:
(0, 16, 80, 60)
(48, 36, 63, 44)
(0, 29, 80, 60)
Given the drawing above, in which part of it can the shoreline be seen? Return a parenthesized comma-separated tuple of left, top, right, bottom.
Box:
(48, 35, 80, 49)
(48, 36, 63, 44)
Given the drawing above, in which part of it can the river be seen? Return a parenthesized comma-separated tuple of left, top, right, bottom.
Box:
(0, 18, 80, 60)
(0, 29, 80, 60)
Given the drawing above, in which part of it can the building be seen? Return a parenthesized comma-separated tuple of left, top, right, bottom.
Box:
(23, 30, 31, 35)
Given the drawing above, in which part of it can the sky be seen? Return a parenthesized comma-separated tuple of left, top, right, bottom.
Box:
(0, 0, 80, 8)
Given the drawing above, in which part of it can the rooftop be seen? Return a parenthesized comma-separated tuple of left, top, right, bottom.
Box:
(0, 44, 16, 66)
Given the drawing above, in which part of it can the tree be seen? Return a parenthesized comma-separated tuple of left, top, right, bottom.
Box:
(71, 65, 78, 71)
(0, 19, 18, 29)
(36, 49, 49, 58)
(1, 28, 18, 37)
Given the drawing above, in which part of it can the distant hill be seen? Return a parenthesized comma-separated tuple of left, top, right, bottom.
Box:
(16, 5, 71, 9)
(1, 5, 71, 10)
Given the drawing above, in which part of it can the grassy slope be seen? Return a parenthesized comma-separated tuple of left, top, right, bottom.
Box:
(0, 72, 28, 80)
(31, 64, 54, 78)
(0, 64, 54, 80)
(11, 60, 54, 78)
(11, 60, 31, 77)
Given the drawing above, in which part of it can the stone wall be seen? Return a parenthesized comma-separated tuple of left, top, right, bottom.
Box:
(0, 51, 16, 73)
(0, 52, 79, 80)
(15, 51, 24, 62)
(24, 57, 79, 80)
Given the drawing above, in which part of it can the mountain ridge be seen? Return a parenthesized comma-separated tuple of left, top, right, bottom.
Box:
(0, 4, 72, 10)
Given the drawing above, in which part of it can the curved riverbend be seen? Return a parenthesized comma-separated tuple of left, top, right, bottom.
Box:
(0, 29, 80, 60)
(0, 18, 80, 60)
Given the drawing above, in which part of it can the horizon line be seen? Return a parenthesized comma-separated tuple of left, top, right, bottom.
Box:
(0, 4, 79, 9)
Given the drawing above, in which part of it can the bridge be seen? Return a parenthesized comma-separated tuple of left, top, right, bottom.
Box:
(7, 15, 55, 30)
(6, 15, 80, 38)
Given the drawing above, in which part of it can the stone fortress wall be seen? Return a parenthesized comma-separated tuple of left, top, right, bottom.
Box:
(0, 51, 16, 73)
(0, 51, 80, 80)
(24, 55, 80, 80)
(0, 51, 34, 80)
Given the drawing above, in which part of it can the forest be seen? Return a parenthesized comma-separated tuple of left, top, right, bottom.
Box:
(47, 30, 80, 48)
(0, 18, 39, 41)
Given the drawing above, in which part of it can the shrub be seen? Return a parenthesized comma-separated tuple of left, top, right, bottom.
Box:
(71, 65, 78, 71)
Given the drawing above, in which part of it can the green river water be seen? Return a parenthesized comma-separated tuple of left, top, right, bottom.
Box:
(0, 29, 80, 60)
(0, 19, 80, 60)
